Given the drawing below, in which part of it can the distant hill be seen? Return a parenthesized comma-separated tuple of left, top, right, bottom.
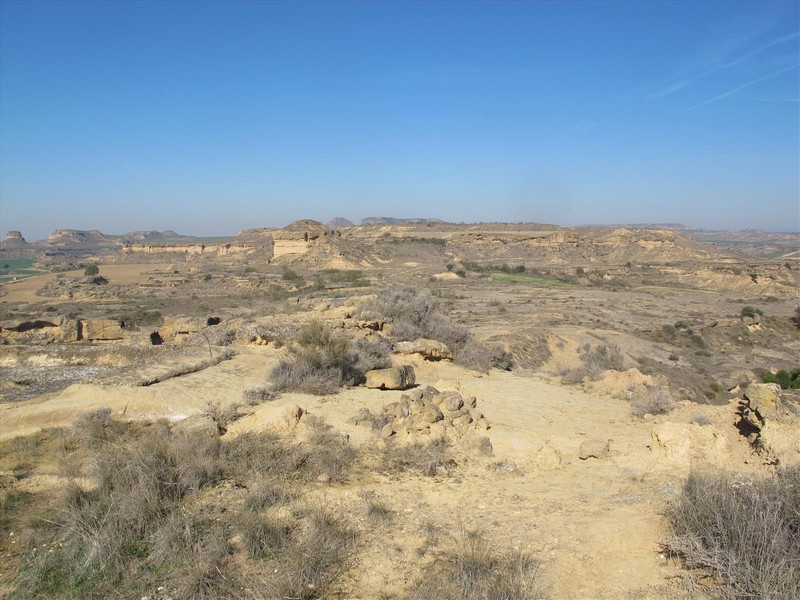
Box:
(361, 217, 447, 225)
(326, 218, 355, 229)
(577, 223, 690, 230)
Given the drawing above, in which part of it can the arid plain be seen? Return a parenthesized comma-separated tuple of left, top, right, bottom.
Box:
(0, 219, 798, 599)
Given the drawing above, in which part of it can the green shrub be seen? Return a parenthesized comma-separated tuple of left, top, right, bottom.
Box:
(740, 305, 763, 319)
(762, 369, 800, 389)
(83, 264, 99, 276)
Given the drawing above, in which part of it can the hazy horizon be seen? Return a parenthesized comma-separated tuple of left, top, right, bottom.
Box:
(1, 1, 798, 242)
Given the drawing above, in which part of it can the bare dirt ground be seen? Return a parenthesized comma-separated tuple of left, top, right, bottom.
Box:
(0, 223, 798, 599)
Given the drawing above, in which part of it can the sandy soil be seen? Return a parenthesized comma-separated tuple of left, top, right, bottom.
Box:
(2, 346, 765, 598)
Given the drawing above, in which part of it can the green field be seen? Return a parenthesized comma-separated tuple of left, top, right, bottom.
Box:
(1, 258, 35, 269)
(491, 273, 570, 286)
(0, 258, 45, 283)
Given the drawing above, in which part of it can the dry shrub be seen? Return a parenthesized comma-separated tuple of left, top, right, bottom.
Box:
(237, 512, 293, 558)
(270, 321, 390, 394)
(13, 423, 225, 599)
(242, 385, 275, 405)
(361, 289, 512, 372)
(413, 528, 542, 600)
(630, 386, 675, 417)
(260, 504, 357, 599)
(243, 478, 294, 512)
(11, 412, 362, 600)
(579, 342, 623, 377)
(382, 437, 451, 477)
(664, 466, 800, 599)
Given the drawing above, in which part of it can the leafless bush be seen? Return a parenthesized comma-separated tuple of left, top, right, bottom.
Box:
(413, 528, 542, 600)
(664, 466, 800, 599)
(560, 367, 588, 385)
(237, 512, 293, 558)
(579, 342, 623, 377)
(360, 289, 512, 371)
(366, 498, 394, 524)
(270, 321, 389, 394)
(242, 385, 276, 405)
(630, 386, 675, 417)
(382, 437, 451, 477)
(201, 400, 242, 433)
(264, 504, 357, 599)
(243, 478, 294, 512)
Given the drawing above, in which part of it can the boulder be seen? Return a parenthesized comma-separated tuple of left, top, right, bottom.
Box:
(743, 383, 782, 423)
(81, 319, 124, 341)
(365, 366, 416, 390)
(420, 402, 444, 424)
(173, 414, 219, 438)
(394, 339, 453, 361)
(579, 439, 610, 460)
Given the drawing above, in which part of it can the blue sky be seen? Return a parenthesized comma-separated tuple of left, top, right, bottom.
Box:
(1, 0, 798, 240)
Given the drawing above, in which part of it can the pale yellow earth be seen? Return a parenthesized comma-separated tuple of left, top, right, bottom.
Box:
(0, 345, 765, 598)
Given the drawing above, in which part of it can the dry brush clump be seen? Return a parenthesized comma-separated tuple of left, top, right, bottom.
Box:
(359, 288, 512, 372)
(664, 466, 800, 600)
(560, 342, 624, 384)
(270, 321, 391, 395)
(629, 386, 675, 417)
(9, 410, 361, 600)
(412, 528, 543, 600)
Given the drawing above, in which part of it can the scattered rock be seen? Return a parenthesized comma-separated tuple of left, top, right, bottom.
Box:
(284, 405, 304, 426)
(471, 436, 493, 456)
(394, 338, 453, 361)
(380, 424, 395, 438)
(365, 366, 416, 390)
(535, 441, 563, 469)
(579, 439, 610, 460)
(173, 414, 219, 438)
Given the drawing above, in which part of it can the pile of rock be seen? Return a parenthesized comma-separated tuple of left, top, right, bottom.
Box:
(354, 385, 490, 439)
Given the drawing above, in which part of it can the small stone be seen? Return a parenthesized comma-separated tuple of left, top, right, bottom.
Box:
(380, 424, 395, 439)
(452, 414, 473, 428)
(471, 436, 493, 456)
(579, 439, 610, 460)
(317, 473, 331, 483)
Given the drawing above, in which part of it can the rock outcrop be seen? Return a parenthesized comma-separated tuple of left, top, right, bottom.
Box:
(365, 366, 416, 390)
(393, 339, 453, 361)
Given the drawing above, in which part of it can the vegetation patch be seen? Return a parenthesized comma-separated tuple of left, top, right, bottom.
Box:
(359, 289, 512, 372)
(269, 322, 391, 394)
(664, 467, 799, 600)
(5, 412, 360, 600)
(761, 368, 800, 389)
(491, 273, 570, 286)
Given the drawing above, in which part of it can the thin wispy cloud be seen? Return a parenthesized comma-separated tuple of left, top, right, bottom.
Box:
(650, 31, 799, 100)
(686, 63, 799, 110)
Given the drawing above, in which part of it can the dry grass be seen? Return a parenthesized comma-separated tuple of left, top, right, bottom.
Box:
(382, 437, 452, 477)
(270, 321, 390, 395)
(360, 288, 513, 372)
(8, 413, 361, 600)
(664, 466, 800, 599)
(630, 386, 675, 417)
(413, 528, 543, 600)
